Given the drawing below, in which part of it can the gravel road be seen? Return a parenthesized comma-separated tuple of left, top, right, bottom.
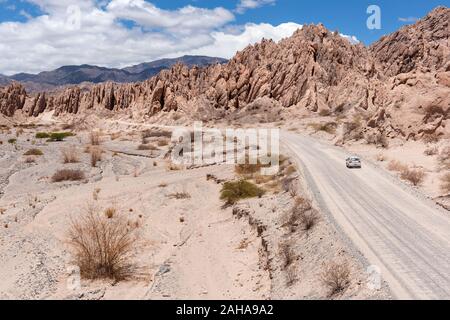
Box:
(283, 132, 450, 300)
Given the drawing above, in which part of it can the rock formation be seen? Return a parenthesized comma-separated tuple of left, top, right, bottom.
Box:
(0, 6, 448, 141)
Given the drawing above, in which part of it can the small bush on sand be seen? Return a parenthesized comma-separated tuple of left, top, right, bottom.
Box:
(62, 146, 79, 163)
(35, 132, 50, 139)
(24, 148, 43, 156)
(90, 148, 102, 167)
(387, 160, 408, 172)
(440, 173, 450, 194)
(137, 144, 158, 151)
(400, 168, 425, 186)
(8, 138, 16, 144)
(366, 132, 389, 148)
(51, 169, 85, 182)
(49, 132, 74, 142)
(89, 131, 101, 145)
(25, 156, 36, 164)
(141, 129, 172, 139)
(279, 241, 296, 269)
(424, 146, 439, 156)
(309, 122, 337, 134)
(284, 197, 318, 232)
(67, 206, 135, 281)
(321, 261, 351, 297)
(157, 139, 169, 147)
(104, 207, 117, 219)
(168, 192, 191, 200)
(438, 147, 450, 170)
(220, 180, 265, 205)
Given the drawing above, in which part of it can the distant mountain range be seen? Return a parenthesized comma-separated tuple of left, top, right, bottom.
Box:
(0, 55, 227, 91)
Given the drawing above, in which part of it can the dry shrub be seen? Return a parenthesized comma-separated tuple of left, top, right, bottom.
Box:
(51, 169, 85, 182)
(309, 122, 337, 134)
(440, 173, 450, 194)
(157, 139, 169, 147)
(318, 109, 331, 116)
(321, 261, 350, 297)
(285, 266, 298, 287)
(141, 129, 172, 139)
(25, 156, 36, 164)
(167, 163, 182, 171)
(168, 192, 191, 199)
(137, 144, 158, 151)
(438, 147, 450, 170)
(62, 146, 79, 163)
(343, 118, 363, 141)
(376, 153, 386, 162)
(400, 168, 425, 186)
(104, 207, 117, 219)
(110, 132, 121, 140)
(387, 160, 408, 172)
(422, 133, 440, 143)
(158, 183, 168, 188)
(284, 197, 318, 232)
(67, 206, 135, 281)
(90, 147, 102, 167)
(424, 146, 439, 156)
(89, 131, 101, 145)
(279, 241, 296, 269)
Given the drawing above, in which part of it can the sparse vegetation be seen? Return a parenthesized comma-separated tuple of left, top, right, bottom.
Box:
(168, 192, 191, 200)
(279, 241, 296, 269)
(35, 132, 50, 139)
(25, 156, 36, 164)
(62, 146, 79, 163)
(400, 168, 425, 186)
(387, 160, 408, 172)
(137, 144, 158, 151)
(424, 146, 439, 156)
(104, 207, 117, 219)
(220, 180, 265, 205)
(8, 138, 16, 144)
(141, 129, 172, 139)
(67, 206, 135, 281)
(440, 173, 450, 194)
(321, 261, 351, 297)
(24, 148, 43, 156)
(284, 197, 319, 232)
(48, 132, 74, 142)
(89, 131, 101, 145)
(157, 138, 169, 147)
(90, 147, 102, 167)
(51, 169, 85, 182)
(438, 146, 450, 170)
(309, 122, 337, 134)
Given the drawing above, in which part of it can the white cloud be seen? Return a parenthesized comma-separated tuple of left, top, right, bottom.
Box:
(176, 22, 302, 59)
(236, 0, 275, 14)
(0, 1, 357, 75)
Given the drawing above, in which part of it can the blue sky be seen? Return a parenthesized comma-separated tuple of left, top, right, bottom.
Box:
(0, 0, 448, 74)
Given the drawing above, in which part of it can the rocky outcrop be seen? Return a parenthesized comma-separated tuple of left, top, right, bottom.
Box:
(1, 7, 449, 141)
(0, 83, 26, 116)
(370, 6, 449, 77)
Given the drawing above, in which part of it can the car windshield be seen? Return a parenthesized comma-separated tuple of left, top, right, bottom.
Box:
(350, 157, 360, 161)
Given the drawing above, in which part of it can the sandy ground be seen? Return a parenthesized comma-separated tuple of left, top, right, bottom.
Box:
(0, 121, 389, 300)
(283, 132, 450, 299)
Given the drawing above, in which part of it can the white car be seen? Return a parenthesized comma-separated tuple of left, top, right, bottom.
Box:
(346, 156, 362, 168)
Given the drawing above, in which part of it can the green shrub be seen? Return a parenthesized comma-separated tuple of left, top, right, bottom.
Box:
(24, 148, 43, 156)
(36, 132, 50, 139)
(8, 138, 17, 144)
(48, 132, 74, 142)
(220, 180, 265, 205)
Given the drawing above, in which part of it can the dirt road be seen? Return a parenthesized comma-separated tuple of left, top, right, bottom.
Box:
(283, 132, 450, 299)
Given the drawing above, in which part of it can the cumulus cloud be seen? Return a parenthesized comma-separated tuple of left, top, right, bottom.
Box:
(177, 22, 302, 59)
(0, 0, 357, 75)
(236, 0, 276, 14)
